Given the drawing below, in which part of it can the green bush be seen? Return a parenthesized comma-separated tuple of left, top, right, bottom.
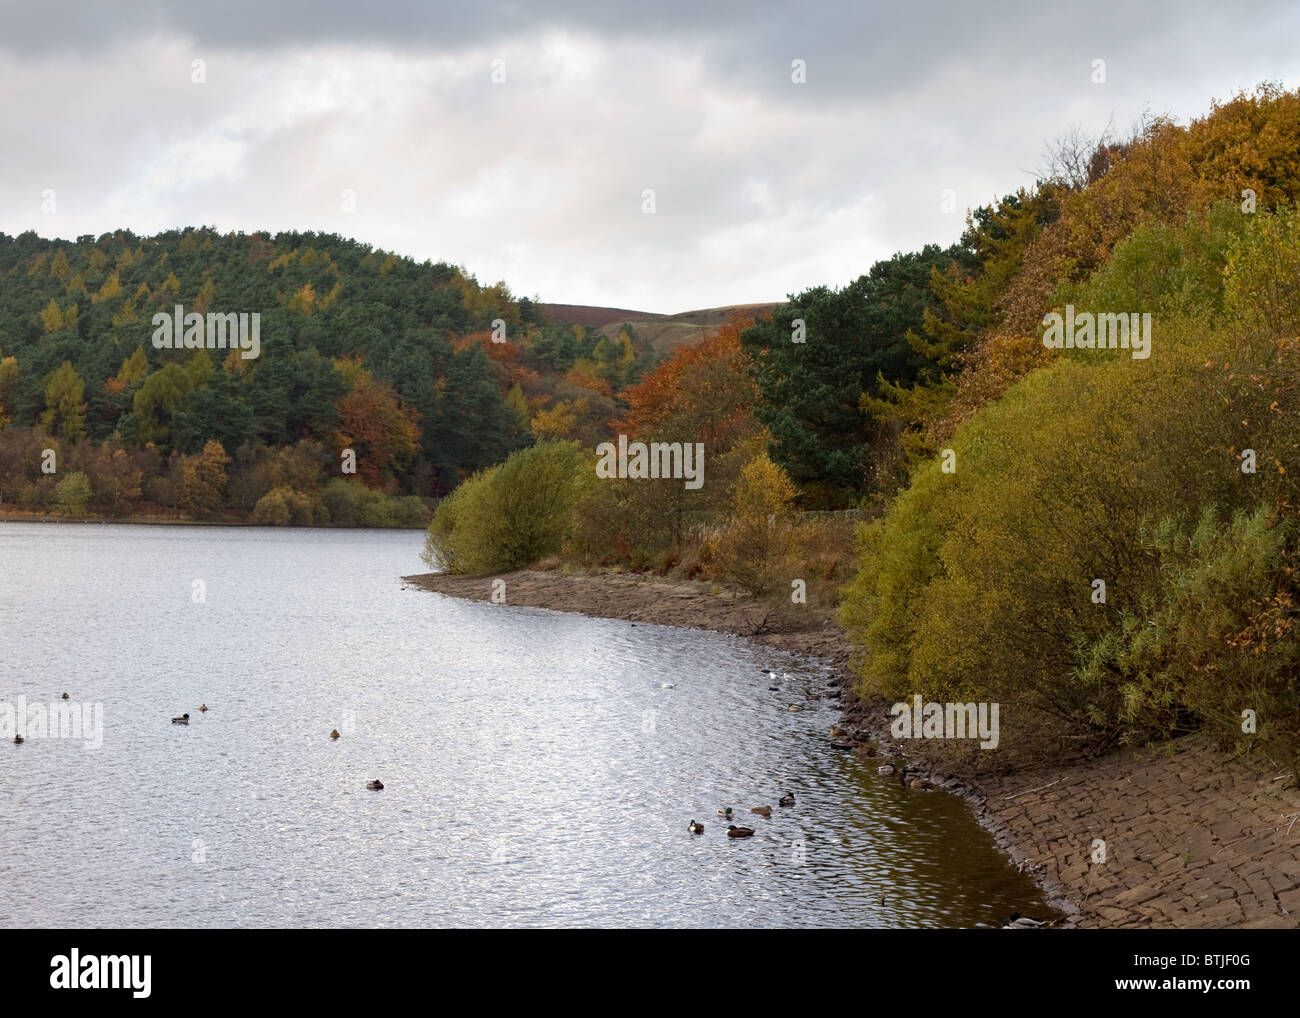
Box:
(840, 326, 1239, 751)
(54, 471, 92, 516)
(1055, 201, 1247, 331)
(252, 487, 290, 525)
(421, 439, 589, 574)
(1224, 203, 1300, 337)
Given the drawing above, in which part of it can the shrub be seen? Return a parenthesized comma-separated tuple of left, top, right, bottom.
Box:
(252, 487, 290, 525)
(840, 326, 1240, 752)
(54, 471, 91, 516)
(421, 439, 589, 574)
(713, 453, 800, 596)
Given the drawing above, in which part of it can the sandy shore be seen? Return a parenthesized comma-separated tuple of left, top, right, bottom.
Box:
(405, 568, 1300, 928)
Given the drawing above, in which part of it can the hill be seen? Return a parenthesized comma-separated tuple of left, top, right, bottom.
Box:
(544, 302, 781, 354)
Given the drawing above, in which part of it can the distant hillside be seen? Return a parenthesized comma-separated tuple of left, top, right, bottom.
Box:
(544, 302, 781, 353)
(539, 304, 662, 330)
(0, 227, 665, 511)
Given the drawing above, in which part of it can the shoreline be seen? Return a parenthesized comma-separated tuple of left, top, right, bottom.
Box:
(406, 567, 1300, 929)
(0, 510, 425, 530)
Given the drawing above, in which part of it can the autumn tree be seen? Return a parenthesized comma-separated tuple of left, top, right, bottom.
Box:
(40, 361, 88, 442)
(177, 439, 230, 517)
(334, 359, 421, 489)
(713, 453, 800, 597)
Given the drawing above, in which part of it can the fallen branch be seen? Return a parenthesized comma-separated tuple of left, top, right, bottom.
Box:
(1004, 778, 1063, 801)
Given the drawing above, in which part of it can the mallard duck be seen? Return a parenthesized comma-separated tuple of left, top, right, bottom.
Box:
(786, 704, 803, 712)
(61, 692, 70, 700)
(366, 780, 384, 791)
(329, 729, 340, 740)
(910, 777, 934, 790)
(751, 805, 772, 818)
(829, 725, 846, 738)
(726, 825, 755, 838)
(199, 704, 209, 712)
(717, 807, 734, 820)
(830, 739, 854, 750)
(171, 713, 189, 725)
(778, 792, 795, 807)
(688, 820, 704, 834)
(13, 734, 23, 744)
(877, 763, 896, 776)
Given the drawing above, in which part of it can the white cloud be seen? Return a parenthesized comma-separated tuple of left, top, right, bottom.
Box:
(3, 4, 1300, 310)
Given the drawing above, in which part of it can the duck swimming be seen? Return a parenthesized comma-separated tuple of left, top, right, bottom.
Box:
(171, 713, 189, 725)
(750, 805, 772, 818)
(726, 825, 755, 838)
(688, 820, 704, 834)
(717, 807, 734, 820)
(366, 780, 384, 791)
(329, 729, 340, 739)
(778, 792, 795, 807)
(13, 735, 23, 744)
(199, 704, 209, 712)
(877, 763, 896, 776)
(61, 693, 70, 700)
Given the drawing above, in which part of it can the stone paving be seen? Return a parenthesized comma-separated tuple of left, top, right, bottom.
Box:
(962, 735, 1300, 928)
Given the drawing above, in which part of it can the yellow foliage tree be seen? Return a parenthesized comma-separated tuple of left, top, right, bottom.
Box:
(40, 361, 87, 442)
(713, 453, 800, 596)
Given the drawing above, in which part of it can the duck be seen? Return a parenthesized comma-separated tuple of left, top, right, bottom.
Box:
(778, 792, 795, 807)
(61, 692, 70, 700)
(717, 807, 734, 820)
(199, 704, 209, 712)
(786, 704, 803, 712)
(329, 729, 340, 740)
(13, 734, 23, 744)
(366, 780, 384, 791)
(830, 739, 855, 750)
(726, 825, 755, 838)
(688, 820, 705, 834)
(910, 777, 934, 791)
(750, 805, 772, 818)
(877, 763, 896, 776)
(1002, 912, 1049, 929)
(830, 725, 846, 738)
(171, 713, 190, 725)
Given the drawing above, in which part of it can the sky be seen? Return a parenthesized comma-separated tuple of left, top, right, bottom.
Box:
(3, 0, 1299, 312)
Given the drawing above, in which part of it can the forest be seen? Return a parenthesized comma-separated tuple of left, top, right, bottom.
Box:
(424, 83, 1300, 768)
(0, 226, 657, 523)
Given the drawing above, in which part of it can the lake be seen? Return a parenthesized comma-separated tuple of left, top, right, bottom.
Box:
(0, 522, 1051, 927)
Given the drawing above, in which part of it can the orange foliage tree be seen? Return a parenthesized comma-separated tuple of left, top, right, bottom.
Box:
(333, 359, 421, 489)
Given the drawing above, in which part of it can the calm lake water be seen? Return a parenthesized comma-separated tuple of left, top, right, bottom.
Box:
(0, 522, 1050, 928)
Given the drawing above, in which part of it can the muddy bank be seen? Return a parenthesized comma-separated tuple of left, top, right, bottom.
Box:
(404, 567, 1300, 929)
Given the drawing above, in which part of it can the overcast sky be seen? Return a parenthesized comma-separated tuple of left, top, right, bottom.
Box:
(3, 1, 1299, 312)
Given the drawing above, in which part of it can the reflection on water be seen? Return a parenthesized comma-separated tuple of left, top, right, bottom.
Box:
(0, 522, 1050, 927)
